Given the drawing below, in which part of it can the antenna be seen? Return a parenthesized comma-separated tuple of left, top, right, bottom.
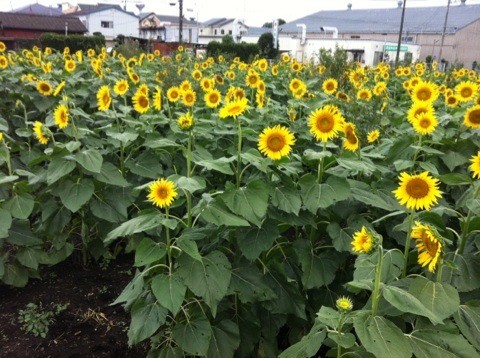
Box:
(136, 3, 145, 12)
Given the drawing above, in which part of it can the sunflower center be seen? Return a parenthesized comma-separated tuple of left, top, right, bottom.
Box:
(103, 92, 110, 104)
(157, 188, 168, 199)
(209, 93, 219, 103)
(422, 237, 439, 257)
(360, 91, 369, 99)
(405, 178, 429, 198)
(326, 83, 334, 91)
(419, 118, 431, 129)
(267, 135, 285, 151)
(41, 84, 50, 92)
(447, 96, 456, 104)
(469, 109, 480, 124)
(417, 88, 431, 100)
(461, 87, 473, 98)
(414, 108, 427, 116)
(347, 133, 358, 144)
(139, 96, 148, 108)
(316, 114, 334, 133)
(291, 82, 300, 90)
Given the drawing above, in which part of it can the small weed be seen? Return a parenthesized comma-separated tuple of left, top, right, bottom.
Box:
(18, 302, 69, 338)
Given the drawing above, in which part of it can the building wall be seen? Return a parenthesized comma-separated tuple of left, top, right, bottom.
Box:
(454, 20, 480, 68)
(200, 22, 248, 40)
(79, 9, 138, 39)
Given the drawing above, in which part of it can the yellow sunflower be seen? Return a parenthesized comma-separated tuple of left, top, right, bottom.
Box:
(180, 80, 192, 92)
(0, 41, 5, 52)
(0, 55, 8, 69)
(455, 81, 478, 103)
(257, 125, 295, 160)
(367, 129, 380, 143)
(373, 81, 387, 96)
(167, 86, 181, 103)
(33, 121, 49, 145)
(464, 105, 480, 129)
(256, 92, 265, 108)
(36, 80, 54, 96)
(412, 112, 438, 135)
(393, 171, 442, 211)
(54, 104, 69, 129)
(322, 78, 338, 95)
(191, 69, 202, 81)
(336, 296, 353, 312)
(181, 89, 196, 107)
(411, 80, 439, 103)
(128, 71, 140, 84)
(147, 178, 178, 209)
(469, 151, 480, 179)
(411, 222, 443, 272)
(357, 88, 372, 101)
(343, 122, 359, 152)
(336, 91, 350, 102)
(351, 226, 374, 254)
(97, 85, 111, 111)
(114, 79, 129, 96)
(138, 84, 149, 96)
(246, 70, 260, 88)
(132, 89, 150, 114)
(64, 59, 76, 72)
(53, 81, 66, 96)
(178, 112, 194, 130)
(289, 78, 305, 93)
(308, 104, 344, 142)
(445, 94, 459, 108)
(153, 86, 162, 111)
(204, 89, 221, 108)
(200, 78, 214, 92)
(219, 97, 249, 119)
(256, 80, 266, 94)
(407, 102, 434, 124)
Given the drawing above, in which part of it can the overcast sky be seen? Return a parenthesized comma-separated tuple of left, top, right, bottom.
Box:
(1, 0, 480, 26)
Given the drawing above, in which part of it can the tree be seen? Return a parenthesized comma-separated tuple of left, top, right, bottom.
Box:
(257, 32, 278, 59)
(262, 19, 286, 28)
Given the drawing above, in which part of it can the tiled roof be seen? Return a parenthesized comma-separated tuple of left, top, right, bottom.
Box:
(139, 13, 198, 26)
(72, 3, 137, 17)
(11, 3, 63, 16)
(203, 18, 235, 27)
(0, 12, 87, 32)
(280, 4, 480, 34)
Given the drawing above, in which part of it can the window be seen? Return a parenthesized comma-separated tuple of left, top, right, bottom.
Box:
(402, 36, 414, 43)
(221, 29, 225, 35)
(350, 35, 360, 39)
(101, 21, 113, 28)
(214, 29, 217, 35)
(229, 30, 232, 35)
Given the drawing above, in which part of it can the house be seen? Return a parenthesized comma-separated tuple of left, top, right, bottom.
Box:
(11, 3, 63, 16)
(199, 18, 248, 44)
(0, 12, 87, 50)
(139, 12, 199, 43)
(67, 3, 139, 45)
(279, 0, 480, 68)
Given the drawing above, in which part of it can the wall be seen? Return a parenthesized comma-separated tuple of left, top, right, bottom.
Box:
(79, 9, 138, 40)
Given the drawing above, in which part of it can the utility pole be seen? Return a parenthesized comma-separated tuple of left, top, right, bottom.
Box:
(179, 0, 183, 44)
(395, 0, 407, 67)
(438, 0, 451, 66)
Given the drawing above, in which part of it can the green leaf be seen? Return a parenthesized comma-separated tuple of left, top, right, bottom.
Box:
(57, 179, 95, 213)
(128, 296, 167, 345)
(176, 235, 202, 261)
(191, 146, 235, 175)
(199, 197, 250, 227)
(264, 271, 306, 319)
(303, 149, 332, 161)
(467, 196, 480, 216)
(299, 174, 350, 214)
(337, 157, 377, 175)
(407, 329, 480, 358)
(170, 175, 206, 194)
(151, 273, 186, 316)
(408, 276, 459, 321)
(328, 332, 356, 349)
(0, 208, 12, 238)
(0, 175, 19, 185)
(271, 184, 302, 215)
(113, 272, 144, 306)
(278, 325, 326, 358)
(16, 247, 42, 270)
(177, 251, 231, 317)
(172, 313, 212, 356)
(94, 162, 130, 187)
(125, 150, 163, 179)
(382, 285, 443, 324)
(354, 313, 412, 358)
(350, 183, 400, 211)
(454, 302, 480, 351)
(207, 320, 241, 358)
(316, 306, 340, 328)
(228, 264, 277, 303)
(47, 158, 76, 185)
(90, 194, 128, 223)
(7, 220, 43, 246)
(222, 180, 270, 226)
(2, 263, 28, 287)
(441, 151, 469, 172)
(439, 173, 473, 186)
(442, 253, 480, 292)
(353, 249, 403, 283)
(327, 222, 352, 252)
(134, 238, 166, 266)
(3, 193, 34, 219)
(75, 149, 103, 173)
(236, 221, 279, 261)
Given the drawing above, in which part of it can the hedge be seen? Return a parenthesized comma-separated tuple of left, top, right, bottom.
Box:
(39, 33, 105, 53)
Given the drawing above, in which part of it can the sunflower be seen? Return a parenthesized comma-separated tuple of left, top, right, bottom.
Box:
(138, 84, 149, 96)
(0, 55, 8, 69)
(357, 88, 372, 101)
(258, 125, 295, 160)
(411, 222, 443, 272)
(469, 151, 480, 179)
(289, 78, 305, 93)
(0, 41, 5, 52)
(445, 94, 459, 108)
(36, 80, 54, 96)
(153, 86, 162, 111)
(256, 92, 265, 108)
(54, 104, 69, 129)
(256, 80, 266, 93)
(407, 102, 434, 124)
(132, 89, 150, 114)
(219, 97, 249, 119)
(351, 226, 374, 254)
(336, 296, 353, 312)
(178, 112, 194, 130)
(455, 81, 478, 102)
(167, 86, 181, 102)
(180, 80, 192, 92)
(257, 58, 268, 72)
(336, 91, 350, 102)
(64, 59, 76, 72)
(246, 70, 260, 88)
(192, 69, 202, 81)
(97, 85, 111, 111)
(373, 81, 387, 96)
(393, 171, 442, 211)
(343, 122, 359, 152)
(411, 80, 439, 103)
(114, 79, 129, 96)
(412, 112, 438, 135)
(322, 78, 338, 95)
(308, 105, 344, 142)
(204, 89, 221, 108)
(464, 105, 480, 129)
(271, 65, 279, 76)
(147, 178, 178, 209)
(181, 89, 196, 107)
(225, 70, 236, 80)
(200, 78, 214, 92)
(128, 71, 140, 84)
(33, 121, 49, 145)
(367, 129, 380, 143)
(53, 81, 66, 96)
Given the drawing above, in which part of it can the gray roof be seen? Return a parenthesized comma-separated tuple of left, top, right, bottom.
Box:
(280, 4, 480, 35)
(245, 26, 272, 36)
(139, 12, 197, 25)
(73, 3, 137, 17)
(0, 11, 87, 32)
(11, 3, 63, 16)
(203, 18, 235, 27)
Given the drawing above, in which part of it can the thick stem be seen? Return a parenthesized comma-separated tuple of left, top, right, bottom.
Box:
(436, 258, 444, 282)
(336, 313, 345, 358)
(371, 245, 384, 317)
(186, 131, 193, 227)
(412, 134, 423, 167)
(317, 141, 327, 184)
(458, 184, 480, 254)
(166, 208, 172, 269)
(402, 211, 415, 278)
(236, 118, 242, 188)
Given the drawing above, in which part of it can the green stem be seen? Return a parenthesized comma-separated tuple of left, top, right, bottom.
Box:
(236, 118, 243, 188)
(186, 131, 193, 227)
(166, 208, 172, 269)
(317, 141, 327, 184)
(458, 184, 480, 254)
(402, 211, 415, 278)
(371, 245, 384, 317)
(412, 134, 423, 167)
(5, 147, 13, 176)
(436, 258, 444, 282)
(337, 313, 345, 358)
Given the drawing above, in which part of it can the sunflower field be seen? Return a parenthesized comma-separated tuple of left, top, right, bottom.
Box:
(1, 42, 480, 357)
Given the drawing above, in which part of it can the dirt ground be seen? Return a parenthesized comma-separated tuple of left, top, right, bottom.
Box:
(0, 255, 148, 358)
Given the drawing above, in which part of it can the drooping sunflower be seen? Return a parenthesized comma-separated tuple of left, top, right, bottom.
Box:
(97, 85, 111, 111)
(469, 151, 480, 179)
(256, 80, 266, 94)
(455, 81, 478, 103)
(336, 296, 353, 312)
(308, 104, 344, 142)
(36, 80, 54, 96)
(167, 86, 181, 102)
(177, 112, 194, 130)
(33, 121, 49, 145)
(204, 89, 221, 108)
(153, 86, 162, 111)
(411, 222, 443, 272)
(258, 125, 295, 160)
(367, 129, 380, 143)
(351, 226, 374, 254)
(53, 81, 66, 96)
(138, 83, 149, 96)
(357, 88, 372, 101)
(54, 104, 69, 129)
(219, 97, 249, 119)
(128, 71, 140, 84)
(407, 102, 434, 124)
(464, 105, 480, 129)
(412, 111, 438, 135)
(343, 122, 359, 152)
(0, 41, 5, 52)
(411, 80, 439, 103)
(256, 92, 265, 108)
(181, 89, 196, 107)
(393, 171, 442, 211)
(132, 89, 150, 114)
(114, 79, 129, 96)
(322, 78, 338, 95)
(336, 91, 350, 102)
(147, 178, 178, 209)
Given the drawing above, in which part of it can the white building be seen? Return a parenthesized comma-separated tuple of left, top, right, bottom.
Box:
(139, 12, 199, 43)
(199, 18, 248, 44)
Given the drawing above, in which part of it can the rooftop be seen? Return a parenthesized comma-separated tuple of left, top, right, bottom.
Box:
(0, 11, 87, 32)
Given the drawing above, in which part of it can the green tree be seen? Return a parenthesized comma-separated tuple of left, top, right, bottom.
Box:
(257, 32, 278, 59)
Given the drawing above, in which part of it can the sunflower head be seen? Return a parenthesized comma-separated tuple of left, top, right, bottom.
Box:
(411, 221, 443, 272)
(204, 89, 221, 108)
(336, 296, 353, 312)
(200, 78, 214, 92)
(445, 94, 459, 108)
(181, 89, 196, 107)
(114, 79, 129, 96)
(351, 226, 378, 254)
(455, 81, 478, 102)
(367, 129, 380, 143)
(167, 86, 181, 102)
(308, 104, 344, 142)
(36, 81, 54, 96)
(411, 80, 439, 103)
(97, 85, 111, 111)
(464, 105, 480, 129)
(33, 121, 49, 145)
(322, 78, 338, 95)
(54, 104, 69, 129)
(342, 122, 359, 152)
(153, 87, 162, 111)
(412, 111, 438, 135)
(177, 112, 194, 130)
(393, 171, 442, 211)
(219, 97, 249, 119)
(407, 102, 434, 124)
(132, 89, 150, 114)
(258, 125, 295, 160)
(357, 88, 372, 101)
(147, 178, 178, 209)
(469, 151, 480, 179)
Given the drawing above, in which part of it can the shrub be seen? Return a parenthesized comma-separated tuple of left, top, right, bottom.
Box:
(39, 33, 105, 52)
